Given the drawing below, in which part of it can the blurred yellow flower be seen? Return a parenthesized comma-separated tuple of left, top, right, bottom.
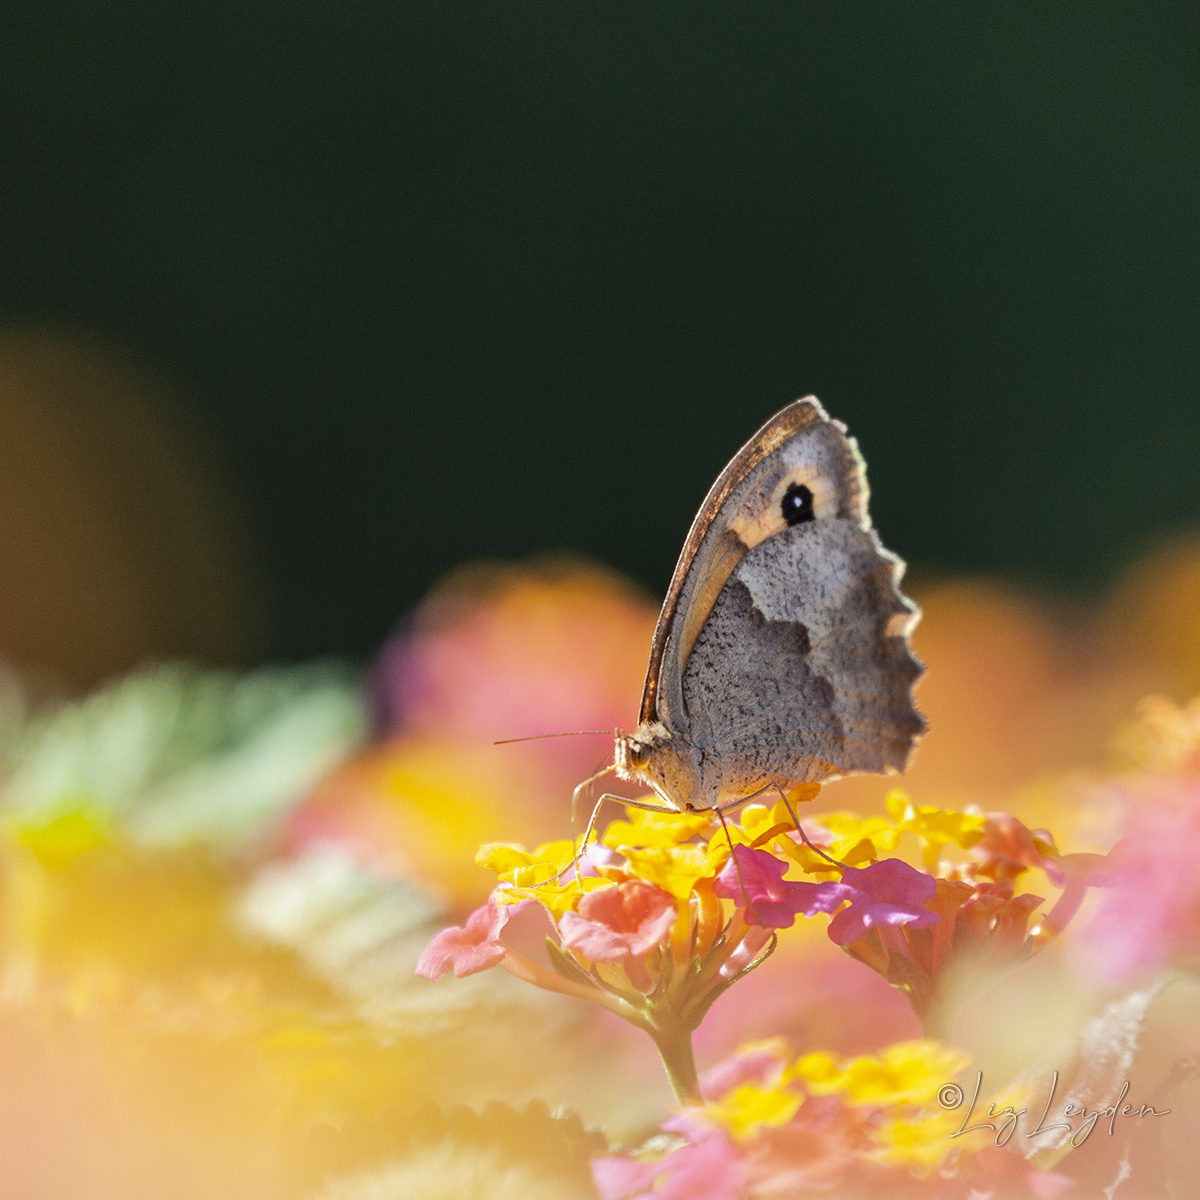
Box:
(705, 1081, 803, 1142)
(795, 1040, 970, 1107)
(10, 805, 110, 869)
(870, 1107, 970, 1171)
(1110, 693, 1200, 772)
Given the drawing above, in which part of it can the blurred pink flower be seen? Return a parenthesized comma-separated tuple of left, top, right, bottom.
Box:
(1075, 776, 1200, 983)
(559, 880, 678, 963)
(374, 559, 656, 792)
(699, 1039, 791, 1101)
(695, 945, 918, 1065)
(289, 561, 661, 904)
(593, 1113, 741, 1200)
(591, 1156, 658, 1200)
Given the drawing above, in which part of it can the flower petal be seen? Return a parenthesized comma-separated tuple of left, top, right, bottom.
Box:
(620, 844, 712, 901)
(591, 1156, 657, 1200)
(558, 880, 678, 962)
(713, 845, 852, 929)
(414, 894, 526, 980)
(824, 858, 939, 947)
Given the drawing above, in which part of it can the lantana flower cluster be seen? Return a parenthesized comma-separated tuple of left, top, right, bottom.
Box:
(417, 785, 1110, 1103)
(417, 791, 810, 1102)
(780, 794, 1115, 1038)
(592, 1037, 1073, 1200)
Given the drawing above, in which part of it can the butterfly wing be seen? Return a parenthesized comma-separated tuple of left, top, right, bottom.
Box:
(640, 396, 923, 791)
(683, 517, 923, 789)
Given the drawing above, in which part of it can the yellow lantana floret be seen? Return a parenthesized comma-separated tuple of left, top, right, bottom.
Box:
(602, 806, 712, 850)
(886, 792, 986, 869)
(796, 1040, 970, 1107)
(619, 844, 712, 901)
(698, 801, 801, 877)
(502, 876, 612, 919)
(705, 1083, 803, 1142)
(773, 811, 896, 875)
(476, 839, 577, 887)
(737, 802, 797, 846)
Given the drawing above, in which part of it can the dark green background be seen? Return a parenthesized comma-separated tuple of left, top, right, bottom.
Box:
(3, 2, 1197, 659)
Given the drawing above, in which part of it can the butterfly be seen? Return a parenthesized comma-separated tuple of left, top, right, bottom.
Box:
(596, 396, 925, 815)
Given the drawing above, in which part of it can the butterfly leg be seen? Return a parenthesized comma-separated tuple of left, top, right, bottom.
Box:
(707, 781, 777, 816)
(565, 765, 618, 883)
(568, 788, 686, 884)
(771, 783, 846, 869)
(606, 791, 686, 815)
(571, 765, 617, 846)
(527, 776, 681, 895)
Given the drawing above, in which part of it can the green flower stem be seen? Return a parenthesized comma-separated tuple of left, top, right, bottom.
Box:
(647, 1021, 701, 1107)
(917, 996, 956, 1043)
(505, 947, 702, 1104)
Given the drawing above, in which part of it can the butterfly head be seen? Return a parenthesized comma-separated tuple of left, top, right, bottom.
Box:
(613, 728, 654, 777)
(613, 722, 702, 812)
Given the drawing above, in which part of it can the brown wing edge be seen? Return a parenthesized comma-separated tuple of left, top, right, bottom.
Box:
(638, 396, 830, 725)
(882, 541, 928, 773)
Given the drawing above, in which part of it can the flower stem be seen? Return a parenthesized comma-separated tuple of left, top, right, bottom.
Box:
(918, 996, 956, 1042)
(649, 1022, 700, 1106)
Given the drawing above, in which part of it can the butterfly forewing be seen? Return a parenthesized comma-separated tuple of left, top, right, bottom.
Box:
(642, 399, 869, 730)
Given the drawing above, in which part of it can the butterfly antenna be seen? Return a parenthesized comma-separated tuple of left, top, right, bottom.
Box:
(494, 730, 610, 745)
(775, 785, 847, 870)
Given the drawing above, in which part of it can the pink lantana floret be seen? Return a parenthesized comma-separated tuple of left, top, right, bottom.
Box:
(713, 845, 852, 929)
(593, 1114, 741, 1200)
(591, 1156, 657, 1200)
(825, 858, 939, 947)
(559, 880, 678, 963)
(700, 1040, 789, 1101)
(973, 812, 1066, 883)
(415, 893, 526, 980)
(651, 1115, 742, 1200)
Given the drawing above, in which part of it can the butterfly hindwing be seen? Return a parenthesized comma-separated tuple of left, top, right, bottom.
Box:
(681, 518, 923, 792)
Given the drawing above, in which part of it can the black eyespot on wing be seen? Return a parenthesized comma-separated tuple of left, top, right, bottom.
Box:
(781, 482, 815, 526)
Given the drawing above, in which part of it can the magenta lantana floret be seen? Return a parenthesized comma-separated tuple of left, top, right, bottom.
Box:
(713, 844, 851, 928)
(825, 858, 940, 946)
